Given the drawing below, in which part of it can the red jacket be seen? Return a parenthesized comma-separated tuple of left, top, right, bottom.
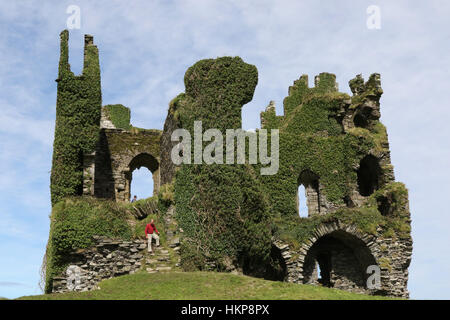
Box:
(145, 223, 159, 236)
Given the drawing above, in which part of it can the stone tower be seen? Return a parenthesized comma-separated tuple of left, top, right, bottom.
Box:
(50, 30, 102, 205)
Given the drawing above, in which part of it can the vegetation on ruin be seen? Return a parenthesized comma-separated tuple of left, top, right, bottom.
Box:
(256, 72, 412, 254)
(260, 74, 384, 214)
(105, 129, 161, 159)
(271, 182, 411, 250)
(103, 104, 131, 130)
(172, 57, 277, 277)
(46, 34, 411, 297)
(44, 195, 167, 293)
(50, 30, 102, 206)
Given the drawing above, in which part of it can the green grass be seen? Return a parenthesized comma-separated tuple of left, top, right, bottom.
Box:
(19, 271, 398, 300)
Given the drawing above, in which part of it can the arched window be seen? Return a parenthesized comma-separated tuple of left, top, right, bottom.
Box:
(297, 170, 321, 217)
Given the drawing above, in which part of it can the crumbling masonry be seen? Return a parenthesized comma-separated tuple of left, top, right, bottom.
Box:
(49, 31, 412, 297)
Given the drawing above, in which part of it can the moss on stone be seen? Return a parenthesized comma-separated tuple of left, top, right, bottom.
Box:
(378, 257, 392, 272)
(103, 104, 131, 130)
(105, 130, 161, 169)
(45, 194, 169, 293)
(271, 181, 411, 250)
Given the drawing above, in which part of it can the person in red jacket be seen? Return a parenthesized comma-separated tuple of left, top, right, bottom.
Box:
(145, 219, 160, 254)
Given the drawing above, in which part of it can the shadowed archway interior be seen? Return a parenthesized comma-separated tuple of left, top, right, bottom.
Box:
(302, 230, 377, 292)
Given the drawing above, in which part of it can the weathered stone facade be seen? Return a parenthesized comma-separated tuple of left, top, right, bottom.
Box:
(50, 32, 413, 298)
(52, 205, 182, 294)
(83, 127, 162, 202)
(273, 221, 412, 298)
(257, 73, 412, 298)
(52, 236, 147, 293)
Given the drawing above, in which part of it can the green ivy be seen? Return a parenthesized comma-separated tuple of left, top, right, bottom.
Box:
(173, 57, 273, 275)
(272, 182, 411, 250)
(45, 197, 133, 293)
(103, 104, 131, 130)
(45, 194, 169, 293)
(259, 73, 387, 217)
(50, 30, 102, 205)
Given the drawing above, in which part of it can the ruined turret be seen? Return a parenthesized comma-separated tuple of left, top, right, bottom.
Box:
(50, 31, 102, 205)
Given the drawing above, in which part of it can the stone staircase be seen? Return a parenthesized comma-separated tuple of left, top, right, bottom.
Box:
(144, 205, 181, 273)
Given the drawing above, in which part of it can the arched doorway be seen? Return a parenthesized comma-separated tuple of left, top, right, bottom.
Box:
(302, 230, 377, 293)
(125, 153, 159, 202)
(130, 167, 154, 201)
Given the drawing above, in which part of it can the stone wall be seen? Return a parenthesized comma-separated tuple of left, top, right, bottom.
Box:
(273, 221, 412, 298)
(160, 103, 181, 186)
(52, 236, 146, 293)
(83, 128, 162, 202)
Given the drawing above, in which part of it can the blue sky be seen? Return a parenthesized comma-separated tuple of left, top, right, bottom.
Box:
(0, 0, 449, 299)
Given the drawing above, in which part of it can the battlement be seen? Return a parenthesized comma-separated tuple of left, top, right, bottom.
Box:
(349, 73, 383, 97)
(57, 30, 100, 81)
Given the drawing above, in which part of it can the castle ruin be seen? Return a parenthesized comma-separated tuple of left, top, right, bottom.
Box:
(47, 31, 412, 298)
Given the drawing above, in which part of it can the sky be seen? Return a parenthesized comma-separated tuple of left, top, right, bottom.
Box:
(0, 0, 449, 299)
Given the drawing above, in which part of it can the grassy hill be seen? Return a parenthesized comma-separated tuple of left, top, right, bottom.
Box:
(18, 271, 398, 300)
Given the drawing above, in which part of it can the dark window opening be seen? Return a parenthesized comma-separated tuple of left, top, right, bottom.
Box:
(317, 252, 332, 287)
(377, 195, 391, 216)
(353, 113, 368, 128)
(353, 107, 373, 128)
(357, 155, 381, 196)
(302, 230, 377, 290)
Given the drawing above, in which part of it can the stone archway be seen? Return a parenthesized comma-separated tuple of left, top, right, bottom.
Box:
(274, 221, 379, 294)
(124, 153, 160, 202)
(302, 229, 377, 293)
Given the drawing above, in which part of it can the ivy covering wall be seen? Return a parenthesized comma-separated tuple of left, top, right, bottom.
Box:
(173, 57, 276, 276)
(50, 30, 102, 205)
(259, 72, 411, 247)
(44, 197, 133, 293)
